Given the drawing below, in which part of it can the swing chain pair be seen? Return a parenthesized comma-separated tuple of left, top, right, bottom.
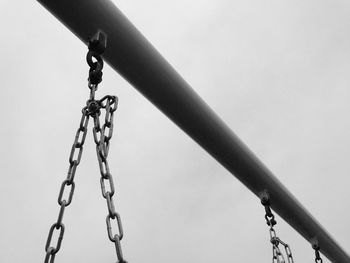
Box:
(313, 244, 323, 263)
(44, 32, 127, 263)
(261, 193, 294, 263)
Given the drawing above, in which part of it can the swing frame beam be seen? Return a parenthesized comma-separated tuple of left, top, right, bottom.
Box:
(36, 0, 350, 262)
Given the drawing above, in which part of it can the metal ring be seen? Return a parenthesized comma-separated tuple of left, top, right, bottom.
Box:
(69, 143, 83, 165)
(45, 223, 65, 253)
(58, 180, 75, 206)
(106, 213, 124, 241)
(100, 176, 115, 198)
(86, 50, 104, 70)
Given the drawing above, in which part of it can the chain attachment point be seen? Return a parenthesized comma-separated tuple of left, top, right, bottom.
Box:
(88, 31, 107, 54)
(261, 192, 294, 263)
(312, 241, 323, 263)
(86, 99, 101, 116)
(87, 31, 107, 86)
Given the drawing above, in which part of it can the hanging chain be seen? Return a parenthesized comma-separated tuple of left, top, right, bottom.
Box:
(44, 31, 127, 263)
(261, 192, 294, 263)
(313, 243, 323, 263)
(92, 95, 126, 262)
(44, 106, 90, 263)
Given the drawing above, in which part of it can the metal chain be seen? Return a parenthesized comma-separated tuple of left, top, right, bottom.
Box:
(44, 31, 127, 263)
(313, 244, 323, 263)
(92, 95, 127, 263)
(44, 107, 90, 263)
(261, 193, 294, 263)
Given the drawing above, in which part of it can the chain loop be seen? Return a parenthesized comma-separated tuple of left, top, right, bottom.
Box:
(58, 180, 75, 206)
(100, 175, 115, 198)
(45, 223, 65, 254)
(285, 244, 294, 262)
(106, 213, 124, 241)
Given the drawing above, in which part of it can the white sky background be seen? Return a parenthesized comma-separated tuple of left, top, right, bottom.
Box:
(0, 0, 350, 262)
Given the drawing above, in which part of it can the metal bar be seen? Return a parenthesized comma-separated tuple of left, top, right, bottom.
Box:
(36, 0, 350, 262)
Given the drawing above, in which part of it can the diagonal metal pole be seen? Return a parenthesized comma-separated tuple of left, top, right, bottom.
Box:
(36, 0, 350, 262)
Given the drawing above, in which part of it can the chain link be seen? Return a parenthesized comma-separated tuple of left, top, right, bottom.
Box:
(285, 244, 294, 263)
(261, 192, 294, 263)
(44, 108, 90, 263)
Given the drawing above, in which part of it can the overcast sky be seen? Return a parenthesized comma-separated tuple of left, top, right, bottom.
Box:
(0, 0, 350, 262)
